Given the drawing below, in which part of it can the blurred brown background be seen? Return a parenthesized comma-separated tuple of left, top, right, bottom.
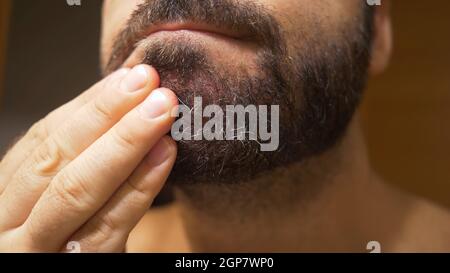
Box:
(0, 1, 449, 208)
(361, 0, 450, 208)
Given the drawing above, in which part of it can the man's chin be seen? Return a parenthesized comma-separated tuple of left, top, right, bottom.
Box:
(167, 139, 276, 185)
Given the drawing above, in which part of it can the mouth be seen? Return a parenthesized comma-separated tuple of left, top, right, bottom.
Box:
(103, 0, 282, 75)
(121, 21, 258, 69)
(144, 22, 252, 41)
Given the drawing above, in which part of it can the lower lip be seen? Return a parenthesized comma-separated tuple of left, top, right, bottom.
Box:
(122, 29, 254, 69)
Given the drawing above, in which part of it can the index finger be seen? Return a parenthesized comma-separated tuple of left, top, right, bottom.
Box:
(0, 69, 130, 193)
(20, 88, 178, 250)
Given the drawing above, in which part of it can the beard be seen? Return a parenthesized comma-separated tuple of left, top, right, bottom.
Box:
(105, 0, 374, 186)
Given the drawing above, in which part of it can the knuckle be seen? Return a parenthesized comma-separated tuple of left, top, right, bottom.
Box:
(95, 214, 119, 239)
(31, 138, 65, 177)
(125, 178, 155, 202)
(80, 215, 119, 248)
(51, 171, 96, 212)
(110, 125, 137, 151)
(91, 96, 115, 123)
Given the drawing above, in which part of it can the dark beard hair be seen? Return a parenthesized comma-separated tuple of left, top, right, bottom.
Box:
(143, 41, 295, 184)
(105, 0, 375, 186)
(104, 0, 283, 74)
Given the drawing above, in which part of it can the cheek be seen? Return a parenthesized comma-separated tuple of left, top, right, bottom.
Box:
(101, 0, 144, 69)
(260, 0, 363, 53)
(261, 0, 359, 19)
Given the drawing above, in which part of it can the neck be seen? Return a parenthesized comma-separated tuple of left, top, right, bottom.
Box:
(173, 116, 393, 252)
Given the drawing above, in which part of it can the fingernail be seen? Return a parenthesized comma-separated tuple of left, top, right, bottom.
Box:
(140, 90, 170, 119)
(120, 65, 148, 92)
(146, 137, 173, 166)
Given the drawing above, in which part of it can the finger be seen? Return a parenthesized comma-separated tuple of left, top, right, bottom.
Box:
(18, 88, 178, 251)
(0, 65, 160, 230)
(0, 68, 128, 193)
(67, 136, 177, 252)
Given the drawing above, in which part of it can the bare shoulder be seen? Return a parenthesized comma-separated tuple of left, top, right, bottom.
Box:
(387, 188, 450, 252)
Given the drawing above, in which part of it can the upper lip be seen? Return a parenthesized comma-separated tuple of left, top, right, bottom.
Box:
(143, 21, 251, 41)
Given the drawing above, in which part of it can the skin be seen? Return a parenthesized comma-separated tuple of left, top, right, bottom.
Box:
(0, 65, 179, 252)
(0, 0, 448, 252)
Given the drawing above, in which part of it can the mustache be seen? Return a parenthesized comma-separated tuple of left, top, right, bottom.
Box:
(104, 0, 283, 74)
